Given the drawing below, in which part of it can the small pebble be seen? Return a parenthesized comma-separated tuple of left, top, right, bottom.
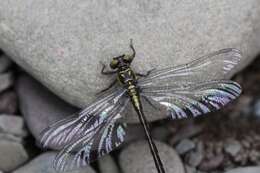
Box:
(184, 164, 197, 173)
(0, 91, 18, 114)
(13, 152, 96, 173)
(253, 99, 260, 118)
(186, 141, 204, 167)
(0, 72, 13, 93)
(199, 154, 224, 172)
(248, 150, 260, 163)
(176, 139, 196, 155)
(0, 139, 29, 172)
(186, 150, 204, 167)
(152, 126, 171, 141)
(224, 139, 242, 157)
(0, 115, 27, 137)
(170, 124, 203, 145)
(0, 55, 12, 73)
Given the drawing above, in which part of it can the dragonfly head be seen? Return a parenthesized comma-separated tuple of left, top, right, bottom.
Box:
(110, 39, 135, 69)
(110, 54, 132, 69)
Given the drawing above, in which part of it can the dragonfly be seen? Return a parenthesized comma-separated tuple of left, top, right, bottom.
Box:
(40, 40, 242, 173)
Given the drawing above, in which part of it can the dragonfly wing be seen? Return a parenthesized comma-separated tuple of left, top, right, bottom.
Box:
(40, 88, 128, 150)
(140, 80, 241, 119)
(53, 97, 129, 172)
(138, 48, 242, 88)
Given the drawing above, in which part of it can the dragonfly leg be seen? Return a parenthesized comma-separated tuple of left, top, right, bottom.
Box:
(97, 79, 117, 94)
(129, 39, 136, 59)
(100, 62, 117, 75)
(136, 68, 156, 77)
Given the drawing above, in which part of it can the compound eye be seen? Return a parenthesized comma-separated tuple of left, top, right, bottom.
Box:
(123, 55, 133, 63)
(110, 59, 119, 69)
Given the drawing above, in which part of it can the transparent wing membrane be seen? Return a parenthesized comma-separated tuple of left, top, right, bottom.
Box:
(141, 80, 241, 119)
(53, 100, 129, 172)
(40, 88, 129, 171)
(139, 48, 242, 88)
(139, 48, 242, 120)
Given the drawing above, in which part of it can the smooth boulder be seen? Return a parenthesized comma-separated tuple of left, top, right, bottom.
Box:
(119, 140, 185, 173)
(1, 0, 260, 122)
(13, 152, 96, 173)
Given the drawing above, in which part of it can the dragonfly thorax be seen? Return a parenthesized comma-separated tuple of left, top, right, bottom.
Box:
(117, 67, 137, 86)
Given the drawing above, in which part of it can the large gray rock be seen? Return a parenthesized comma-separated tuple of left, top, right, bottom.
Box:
(1, 0, 260, 122)
(225, 167, 260, 173)
(119, 140, 185, 173)
(13, 152, 96, 173)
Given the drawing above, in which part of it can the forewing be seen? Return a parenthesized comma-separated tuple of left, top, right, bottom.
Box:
(53, 97, 129, 172)
(138, 48, 242, 88)
(141, 80, 241, 119)
(40, 88, 128, 150)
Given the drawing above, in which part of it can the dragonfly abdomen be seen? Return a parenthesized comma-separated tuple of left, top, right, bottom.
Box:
(126, 84, 142, 112)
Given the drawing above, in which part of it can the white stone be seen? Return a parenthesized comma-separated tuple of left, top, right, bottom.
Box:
(0, 0, 260, 122)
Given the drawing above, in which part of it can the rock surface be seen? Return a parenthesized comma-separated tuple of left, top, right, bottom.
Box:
(0, 132, 23, 143)
(253, 100, 260, 118)
(175, 139, 196, 155)
(119, 140, 185, 173)
(98, 155, 119, 173)
(0, 91, 18, 114)
(1, 0, 260, 122)
(170, 123, 204, 145)
(16, 73, 78, 143)
(225, 167, 260, 173)
(184, 165, 199, 173)
(224, 139, 242, 157)
(0, 55, 12, 73)
(152, 126, 171, 142)
(13, 152, 96, 173)
(0, 72, 13, 93)
(0, 115, 27, 137)
(190, 141, 204, 166)
(0, 139, 29, 172)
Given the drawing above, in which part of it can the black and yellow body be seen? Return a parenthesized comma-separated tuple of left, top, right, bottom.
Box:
(103, 40, 166, 173)
(117, 68, 140, 108)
